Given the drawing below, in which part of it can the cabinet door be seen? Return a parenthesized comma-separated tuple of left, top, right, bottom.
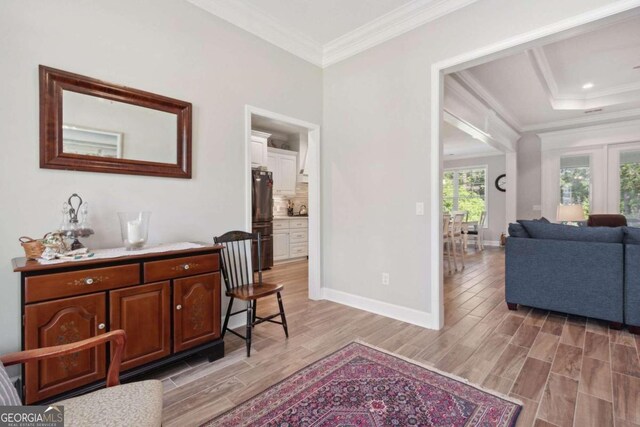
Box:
(24, 293, 106, 404)
(251, 140, 264, 167)
(109, 282, 170, 371)
(279, 154, 298, 195)
(273, 232, 290, 261)
(173, 273, 221, 353)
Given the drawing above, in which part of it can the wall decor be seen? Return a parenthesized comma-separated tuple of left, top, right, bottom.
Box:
(40, 65, 192, 178)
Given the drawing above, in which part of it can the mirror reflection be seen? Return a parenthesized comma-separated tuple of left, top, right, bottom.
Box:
(62, 90, 177, 164)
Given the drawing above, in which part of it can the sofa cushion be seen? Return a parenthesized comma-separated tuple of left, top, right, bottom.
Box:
(624, 226, 640, 245)
(518, 220, 624, 243)
(0, 361, 21, 406)
(55, 380, 162, 426)
(508, 223, 530, 238)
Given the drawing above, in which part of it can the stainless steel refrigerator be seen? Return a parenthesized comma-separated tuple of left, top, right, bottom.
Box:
(252, 169, 273, 271)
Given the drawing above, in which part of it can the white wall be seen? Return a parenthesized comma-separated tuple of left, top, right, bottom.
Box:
(444, 155, 506, 242)
(517, 133, 543, 219)
(322, 0, 621, 317)
(0, 0, 322, 357)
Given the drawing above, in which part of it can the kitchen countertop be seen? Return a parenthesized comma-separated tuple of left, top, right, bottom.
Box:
(274, 215, 309, 219)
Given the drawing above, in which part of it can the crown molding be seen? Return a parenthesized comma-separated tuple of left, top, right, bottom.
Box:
(322, 0, 479, 67)
(455, 71, 523, 132)
(186, 0, 479, 68)
(186, 0, 323, 66)
(538, 118, 640, 151)
(521, 107, 640, 132)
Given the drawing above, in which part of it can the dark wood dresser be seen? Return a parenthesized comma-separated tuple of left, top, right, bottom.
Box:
(12, 244, 224, 404)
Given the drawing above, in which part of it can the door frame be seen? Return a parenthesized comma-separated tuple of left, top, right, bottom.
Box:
(429, 2, 640, 329)
(244, 105, 322, 300)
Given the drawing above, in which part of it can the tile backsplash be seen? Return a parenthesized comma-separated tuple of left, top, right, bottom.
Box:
(273, 182, 308, 216)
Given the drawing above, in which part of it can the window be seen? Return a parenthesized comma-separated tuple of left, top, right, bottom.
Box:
(559, 155, 591, 216)
(619, 150, 640, 227)
(443, 167, 487, 223)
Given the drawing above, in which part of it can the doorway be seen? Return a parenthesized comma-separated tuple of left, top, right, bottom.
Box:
(430, 4, 640, 329)
(244, 105, 321, 301)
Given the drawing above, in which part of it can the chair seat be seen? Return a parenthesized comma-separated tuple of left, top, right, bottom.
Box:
(227, 283, 283, 300)
(466, 230, 478, 235)
(55, 380, 163, 427)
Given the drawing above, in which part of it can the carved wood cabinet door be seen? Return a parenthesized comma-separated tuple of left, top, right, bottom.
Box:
(24, 293, 106, 404)
(109, 281, 171, 371)
(173, 272, 221, 353)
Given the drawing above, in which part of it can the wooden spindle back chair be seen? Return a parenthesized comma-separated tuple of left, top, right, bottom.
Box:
(214, 231, 288, 357)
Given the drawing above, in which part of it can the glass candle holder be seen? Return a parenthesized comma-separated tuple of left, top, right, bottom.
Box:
(118, 212, 151, 250)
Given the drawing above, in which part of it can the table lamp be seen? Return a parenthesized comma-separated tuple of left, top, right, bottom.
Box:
(557, 204, 585, 225)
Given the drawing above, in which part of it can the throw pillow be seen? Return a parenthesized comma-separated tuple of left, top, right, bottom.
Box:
(508, 223, 530, 238)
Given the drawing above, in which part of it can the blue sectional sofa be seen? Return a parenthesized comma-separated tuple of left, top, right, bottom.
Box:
(506, 220, 640, 333)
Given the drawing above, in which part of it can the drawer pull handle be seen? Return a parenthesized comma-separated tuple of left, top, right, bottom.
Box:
(98, 323, 105, 330)
(171, 263, 199, 272)
(67, 276, 108, 286)
(176, 304, 183, 311)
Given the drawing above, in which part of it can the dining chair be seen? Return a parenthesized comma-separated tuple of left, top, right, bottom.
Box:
(466, 211, 487, 251)
(450, 213, 466, 271)
(443, 214, 453, 274)
(214, 231, 288, 357)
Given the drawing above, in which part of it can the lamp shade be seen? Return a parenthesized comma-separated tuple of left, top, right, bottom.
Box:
(557, 204, 585, 222)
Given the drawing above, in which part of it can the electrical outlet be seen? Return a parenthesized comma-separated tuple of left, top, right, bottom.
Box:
(382, 273, 390, 285)
(416, 202, 425, 216)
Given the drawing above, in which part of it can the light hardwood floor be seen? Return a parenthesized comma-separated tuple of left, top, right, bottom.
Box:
(157, 249, 640, 427)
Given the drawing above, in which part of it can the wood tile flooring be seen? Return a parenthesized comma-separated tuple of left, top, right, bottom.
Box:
(156, 249, 640, 426)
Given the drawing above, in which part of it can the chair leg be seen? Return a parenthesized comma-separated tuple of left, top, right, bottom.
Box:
(451, 235, 459, 271)
(246, 300, 253, 357)
(276, 292, 289, 338)
(459, 237, 465, 269)
(445, 240, 452, 274)
(221, 297, 234, 338)
(252, 299, 257, 325)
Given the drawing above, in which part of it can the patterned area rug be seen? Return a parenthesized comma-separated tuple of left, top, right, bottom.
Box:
(204, 342, 521, 426)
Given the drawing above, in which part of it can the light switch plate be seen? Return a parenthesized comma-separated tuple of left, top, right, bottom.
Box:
(416, 202, 425, 216)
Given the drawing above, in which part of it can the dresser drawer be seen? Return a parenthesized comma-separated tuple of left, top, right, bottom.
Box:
(290, 229, 308, 243)
(290, 218, 308, 229)
(25, 264, 140, 303)
(144, 254, 219, 282)
(290, 243, 308, 257)
(273, 219, 290, 230)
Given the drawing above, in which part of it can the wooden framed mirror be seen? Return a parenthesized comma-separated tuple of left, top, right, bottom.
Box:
(40, 65, 192, 178)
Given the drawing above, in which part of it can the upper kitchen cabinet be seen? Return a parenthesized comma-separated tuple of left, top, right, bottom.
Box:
(268, 147, 297, 196)
(251, 131, 270, 168)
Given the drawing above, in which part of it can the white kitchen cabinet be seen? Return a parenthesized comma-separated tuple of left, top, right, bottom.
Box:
(273, 231, 290, 261)
(272, 217, 308, 263)
(250, 131, 270, 168)
(267, 148, 297, 196)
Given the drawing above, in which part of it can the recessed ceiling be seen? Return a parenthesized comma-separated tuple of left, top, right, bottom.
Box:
(456, 14, 640, 132)
(442, 122, 502, 158)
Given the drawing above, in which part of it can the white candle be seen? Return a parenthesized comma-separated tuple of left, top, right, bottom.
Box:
(127, 219, 143, 244)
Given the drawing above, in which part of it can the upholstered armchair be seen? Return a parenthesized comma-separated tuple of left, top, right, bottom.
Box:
(0, 330, 163, 426)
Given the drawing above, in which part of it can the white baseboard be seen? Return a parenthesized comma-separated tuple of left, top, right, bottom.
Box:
(321, 288, 435, 329)
(483, 240, 501, 247)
